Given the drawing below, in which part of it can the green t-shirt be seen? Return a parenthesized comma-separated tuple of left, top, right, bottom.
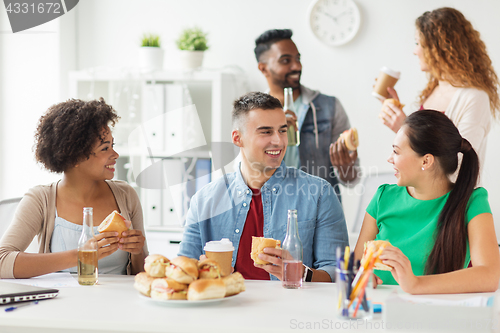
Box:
(366, 185, 491, 285)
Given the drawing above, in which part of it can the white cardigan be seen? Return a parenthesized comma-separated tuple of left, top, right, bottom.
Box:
(445, 87, 491, 180)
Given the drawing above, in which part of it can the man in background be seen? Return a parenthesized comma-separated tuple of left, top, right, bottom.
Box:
(255, 29, 360, 200)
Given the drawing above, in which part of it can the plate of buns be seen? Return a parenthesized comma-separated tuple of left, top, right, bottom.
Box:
(134, 254, 246, 305)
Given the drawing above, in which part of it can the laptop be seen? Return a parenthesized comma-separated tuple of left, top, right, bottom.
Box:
(0, 281, 59, 304)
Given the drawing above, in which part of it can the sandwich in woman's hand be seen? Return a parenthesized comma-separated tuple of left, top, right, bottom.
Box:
(150, 278, 188, 300)
(362, 240, 393, 271)
(134, 272, 156, 297)
(198, 259, 221, 279)
(144, 254, 170, 278)
(339, 128, 359, 151)
(222, 272, 246, 297)
(382, 98, 405, 110)
(97, 210, 130, 235)
(250, 237, 281, 265)
(187, 278, 226, 301)
(165, 256, 199, 284)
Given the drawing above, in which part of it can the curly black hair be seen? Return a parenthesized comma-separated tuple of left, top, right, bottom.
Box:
(34, 98, 120, 173)
(254, 29, 293, 62)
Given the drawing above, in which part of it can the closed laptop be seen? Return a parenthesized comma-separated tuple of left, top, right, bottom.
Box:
(0, 281, 58, 304)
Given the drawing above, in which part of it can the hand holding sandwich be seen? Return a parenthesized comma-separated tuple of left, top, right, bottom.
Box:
(379, 87, 406, 133)
(94, 231, 120, 259)
(379, 246, 419, 293)
(98, 211, 145, 255)
(330, 129, 358, 183)
(254, 246, 286, 280)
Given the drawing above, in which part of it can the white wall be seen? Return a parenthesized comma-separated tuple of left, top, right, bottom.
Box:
(72, 0, 500, 238)
(1, 0, 499, 239)
(0, 7, 77, 200)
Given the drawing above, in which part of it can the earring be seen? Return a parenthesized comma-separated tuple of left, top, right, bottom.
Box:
(421, 167, 424, 171)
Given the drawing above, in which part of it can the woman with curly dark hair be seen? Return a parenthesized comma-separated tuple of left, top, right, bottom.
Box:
(0, 98, 148, 278)
(379, 7, 499, 174)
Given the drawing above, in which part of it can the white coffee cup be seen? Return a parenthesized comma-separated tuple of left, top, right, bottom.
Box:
(204, 238, 234, 277)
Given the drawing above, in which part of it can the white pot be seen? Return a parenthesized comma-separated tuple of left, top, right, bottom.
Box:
(179, 50, 205, 69)
(138, 47, 164, 71)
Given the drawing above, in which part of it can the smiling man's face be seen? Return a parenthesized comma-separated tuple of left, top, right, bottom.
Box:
(260, 39, 302, 90)
(234, 107, 288, 174)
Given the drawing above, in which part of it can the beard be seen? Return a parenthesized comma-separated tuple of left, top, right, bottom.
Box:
(270, 70, 301, 90)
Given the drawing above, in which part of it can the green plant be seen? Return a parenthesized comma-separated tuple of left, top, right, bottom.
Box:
(176, 27, 209, 51)
(141, 34, 161, 47)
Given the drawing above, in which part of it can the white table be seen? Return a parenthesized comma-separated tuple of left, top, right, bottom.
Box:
(0, 275, 497, 333)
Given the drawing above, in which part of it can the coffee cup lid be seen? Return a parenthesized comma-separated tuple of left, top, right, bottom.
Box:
(204, 238, 234, 252)
(380, 66, 400, 79)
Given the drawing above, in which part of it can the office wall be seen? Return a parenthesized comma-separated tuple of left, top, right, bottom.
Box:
(0, 8, 76, 200)
(1, 0, 499, 238)
(73, 0, 500, 236)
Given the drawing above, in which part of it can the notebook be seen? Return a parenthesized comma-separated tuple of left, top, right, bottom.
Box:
(0, 281, 59, 304)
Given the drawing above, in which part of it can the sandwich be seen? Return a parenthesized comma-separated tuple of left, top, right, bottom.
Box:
(339, 128, 359, 151)
(382, 98, 405, 110)
(361, 240, 393, 271)
(165, 256, 199, 284)
(150, 278, 188, 300)
(222, 272, 246, 297)
(250, 237, 281, 265)
(198, 259, 221, 279)
(97, 210, 129, 235)
(187, 278, 226, 301)
(133, 272, 156, 297)
(144, 254, 170, 278)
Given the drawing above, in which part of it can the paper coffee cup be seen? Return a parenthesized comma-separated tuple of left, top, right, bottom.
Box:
(204, 238, 234, 277)
(372, 66, 400, 101)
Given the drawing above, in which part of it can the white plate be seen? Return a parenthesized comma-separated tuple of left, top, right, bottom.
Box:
(139, 293, 239, 306)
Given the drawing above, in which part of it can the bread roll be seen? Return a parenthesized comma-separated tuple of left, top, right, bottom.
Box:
(222, 272, 246, 297)
(133, 272, 156, 297)
(198, 259, 221, 279)
(382, 98, 405, 109)
(97, 210, 129, 234)
(362, 240, 393, 271)
(250, 237, 281, 265)
(144, 254, 170, 277)
(151, 278, 188, 300)
(187, 279, 226, 301)
(166, 256, 199, 284)
(339, 128, 359, 151)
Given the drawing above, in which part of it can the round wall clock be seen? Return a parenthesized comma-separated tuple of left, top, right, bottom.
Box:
(308, 0, 361, 46)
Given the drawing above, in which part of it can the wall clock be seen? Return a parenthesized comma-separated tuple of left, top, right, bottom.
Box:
(308, 0, 361, 46)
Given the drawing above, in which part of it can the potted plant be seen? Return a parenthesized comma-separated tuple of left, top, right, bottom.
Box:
(139, 34, 164, 71)
(176, 27, 209, 69)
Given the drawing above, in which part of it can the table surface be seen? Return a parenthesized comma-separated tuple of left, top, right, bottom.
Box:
(0, 275, 498, 333)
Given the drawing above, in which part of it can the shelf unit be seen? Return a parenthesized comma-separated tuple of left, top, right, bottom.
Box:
(69, 68, 248, 236)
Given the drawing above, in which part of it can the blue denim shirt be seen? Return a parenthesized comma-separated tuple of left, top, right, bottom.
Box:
(178, 161, 349, 281)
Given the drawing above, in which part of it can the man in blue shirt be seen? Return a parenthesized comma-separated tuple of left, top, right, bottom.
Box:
(178, 92, 348, 282)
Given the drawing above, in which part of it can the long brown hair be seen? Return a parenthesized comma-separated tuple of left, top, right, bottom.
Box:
(403, 110, 479, 274)
(416, 7, 500, 117)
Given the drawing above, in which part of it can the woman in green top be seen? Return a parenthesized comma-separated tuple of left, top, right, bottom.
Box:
(354, 110, 500, 294)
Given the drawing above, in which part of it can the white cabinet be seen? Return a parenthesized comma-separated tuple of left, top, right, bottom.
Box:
(69, 69, 248, 231)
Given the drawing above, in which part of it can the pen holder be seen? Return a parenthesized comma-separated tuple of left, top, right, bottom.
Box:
(336, 268, 373, 320)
